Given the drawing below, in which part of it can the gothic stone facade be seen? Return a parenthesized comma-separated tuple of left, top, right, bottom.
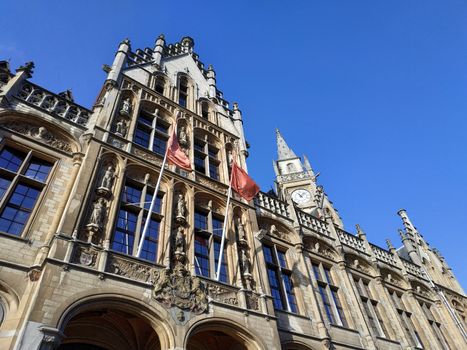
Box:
(0, 36, 465, 350)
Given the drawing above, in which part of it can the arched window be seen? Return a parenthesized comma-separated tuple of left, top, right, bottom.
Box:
(111, 176, 164, 262)
(0, 145, 54, 236)
(154, 76, 165, 95)
(263, 244, 298, 313)
(311, 261, 348, 326)
(194, 133, 220, 180)
(178, 76, 188, 108)
(133, 109, 170, 156)
(286, 163, 296, 173)
(193, 200, 229, 283)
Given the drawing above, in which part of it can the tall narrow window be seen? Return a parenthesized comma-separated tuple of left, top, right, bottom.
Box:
(389, 290, 424, 348)
(133, 111, 170, 156)
(0, 146, 53, 236)
(179, 77, 188, 107)
(420, 301, 451, 350)
(154, 76, 165, 95)
(201, 102, 209, 119)
(111, 179, 163, 262)
(312, 262, 348, 327)
(263, 245, 298, 313)
(194, 137, 220, 180)
(194, 207, 229, 283)
(355, 278, 388, 338)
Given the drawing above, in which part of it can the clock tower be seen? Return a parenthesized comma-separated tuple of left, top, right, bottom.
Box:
(273, 129, 343, 227)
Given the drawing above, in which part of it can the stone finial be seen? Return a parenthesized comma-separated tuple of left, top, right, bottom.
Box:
(120, 38, 131, 46)
(158, 33, 165, 40)
(356, 224, 366, 238)
(16, 61, 35, 77)
(398, 228, 407, 240)
(233, 102, 239, 111)
(386, 238, 395, 251)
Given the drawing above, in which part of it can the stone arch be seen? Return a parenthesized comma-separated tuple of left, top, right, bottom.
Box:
(380, 268, 408, 288)
(139, 99, 175, 122)
(56, 294, 175, 350)
(0, 111, 81, 154)
(344, 253, 375, 276)
(257, 216, 297, 244)
(197, 97, 217, 123)
(281, 341, 316, 350)
(410, 280, 435, 300)
(185, 318, 266, 350)
(303, 235, 338, 262)
(151, 72, 170, 96)
(0, 279, 20, 329)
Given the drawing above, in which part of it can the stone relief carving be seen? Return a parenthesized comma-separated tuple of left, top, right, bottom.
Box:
(152, 264, 208, 314)
(269, 224, 290, 242)
(207, 284, 239, 306)
(1, 123, 72, 152)
(196, 175, 228, 194)
(245, 292, 260, 311)
(108, 256, 156, 283)
(346, 256, 371, 274)
(132, 148, 163, 166)
(306, 239, 336, 261)
(73, 246, 98, 267)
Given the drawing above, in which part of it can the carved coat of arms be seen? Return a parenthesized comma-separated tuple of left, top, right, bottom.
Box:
(153, 265, 208, 314)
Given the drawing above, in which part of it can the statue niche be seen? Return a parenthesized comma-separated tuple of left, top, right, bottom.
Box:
(175, 192, 187, 225)
(96, 165, 116, 197)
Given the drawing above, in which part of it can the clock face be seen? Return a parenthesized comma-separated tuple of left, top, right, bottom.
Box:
(292, 189, 311, 205)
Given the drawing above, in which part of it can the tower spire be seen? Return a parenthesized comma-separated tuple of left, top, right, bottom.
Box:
(276, 128, 297, 160)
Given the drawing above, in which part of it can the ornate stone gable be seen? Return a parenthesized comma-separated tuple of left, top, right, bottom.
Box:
(0, 122, 72, 152)
(152, 264, 208, 315)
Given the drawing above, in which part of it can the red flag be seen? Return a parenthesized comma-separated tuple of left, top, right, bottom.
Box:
(166, 125, 191, 171)
(231, 161, 260, 201)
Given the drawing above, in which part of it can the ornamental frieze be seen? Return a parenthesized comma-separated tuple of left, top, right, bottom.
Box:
(152, 264, 208, 315)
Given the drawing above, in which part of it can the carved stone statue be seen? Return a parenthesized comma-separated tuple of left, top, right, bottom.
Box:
(88, 198, 106, 228)
(237, 219, 246, 241)
(227, 150, 234, 166)
(120, 98, 132, 115)
(100, 166, 115, 190)
(178, 125, 188, 148)
(175, 193, 186, 221)
(115, 119, 127, 137)
(174, 226, 185, 254)
(240, 249, 251, 275)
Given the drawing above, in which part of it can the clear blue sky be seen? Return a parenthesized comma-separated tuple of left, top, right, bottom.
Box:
(2, 1, 466, 288)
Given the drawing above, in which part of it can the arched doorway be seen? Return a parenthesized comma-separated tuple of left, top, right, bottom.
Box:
(57, 308, 161, 350)
(187, 329, 246, 350)
(186, 320, 264, 350)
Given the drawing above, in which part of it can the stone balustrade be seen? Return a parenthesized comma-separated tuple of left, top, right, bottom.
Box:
(15, 81, 90, 126)
(336, 228, 367, 254)
(297, 210, 331, 237)
(402, 258, 428, 280)
(254, 191, 289, 218)
(370, 244, 398, 267)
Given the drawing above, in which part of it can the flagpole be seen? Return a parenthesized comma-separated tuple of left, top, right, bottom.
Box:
(136, 150, 168, 258)
(215, 174, 233, 281)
